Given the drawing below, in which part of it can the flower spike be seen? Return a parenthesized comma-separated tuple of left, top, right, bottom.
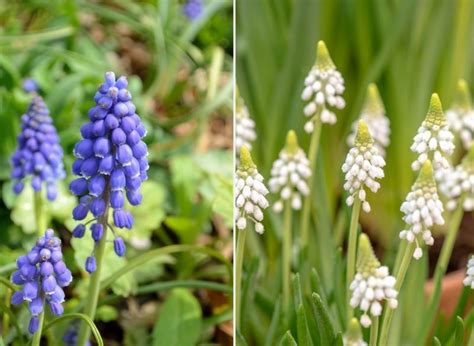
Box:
(269, 130, 311, 212)
(10, 229, 72, 334)
(342, 119, 386, 213)
(446, 79, 474, 150)
(301, 40, 345, 132)
(400, 160, 444, 259)
(69, 72, 149, 270)
(350, 234, 398, 328)
(235, 146, 269, 233)
(11, 95, 65, 201)
(411, 94, 454, 171)
(348, 84, 390, 157)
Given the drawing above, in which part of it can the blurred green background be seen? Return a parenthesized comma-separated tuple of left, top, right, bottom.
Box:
(0, 0, 233, 345)
(237, 0, 473, 344)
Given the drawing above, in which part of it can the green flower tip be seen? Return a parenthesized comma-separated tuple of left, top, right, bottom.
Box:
(453, 79, 472, 110)
(425, 93, 446, 127)
(356, 233, 380, 275)
(418, 160, 434, 185)
(239, 146, 255, 171)
(355, 119, 374, 148)
(363, 83, 385, 115)
(315, 40, 336, 71)
(285, 130, 299, 155)
(346, 318, 363, 342)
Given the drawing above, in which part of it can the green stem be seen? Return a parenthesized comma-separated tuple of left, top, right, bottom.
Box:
(31, 309, 45, 346)
(300, 117, 322, 250)
(346, 197, 361, 321)
(429, 201, 465, 306)
(379, 242, 415, 345)
(3, 289, 11, 338)
(77, 201, 110, 345)
(283, 200, 293, 314)
(235, 228, 247, 332)
(34, 191, 45, 236)
(370, 315, 379, 346)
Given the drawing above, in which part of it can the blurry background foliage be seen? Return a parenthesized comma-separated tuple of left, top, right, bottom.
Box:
(0, 0, 233, 344)
(237, 0, 473, 344)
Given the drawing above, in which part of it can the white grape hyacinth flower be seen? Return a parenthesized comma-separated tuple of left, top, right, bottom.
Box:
(437, 144, 474, 211)
(350, 234, 398, 328)
(400, 160, 444, 260)
(410, 93, 455, 171)
(269, 130, 311, 212)
(348, 83, 390, 158)
(343, 318, 367, 346)
(301, 41, 345, 133)
(446, 80, 474, 150)
(235, 146, 269, 234)
(236, 95, 257, 154)
(463, 256, 474, 289)
(342, 119, 386, 213)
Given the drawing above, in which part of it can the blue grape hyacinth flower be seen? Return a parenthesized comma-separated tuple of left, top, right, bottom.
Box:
(11, 95, 65, 201)
(182, 0, 203, 20)
(70, 72, 149, 271)
(10, 229, 72, 334)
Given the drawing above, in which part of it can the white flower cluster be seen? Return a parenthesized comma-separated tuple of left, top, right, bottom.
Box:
(301, 41, 345, 133)
(350, 234, 398, 328)
(463, 256, 474, 289)
(446, 80, 474, 150)
(348, 84, 390, 157)
(342, 120, 385, 213)
(410, 94, 454, 171)
(236, 101, 256, 154)
(437, 146, 474, 211)
(400, 160, 444, 260)
(269, 131, 311, 212)
(235, 147, 269, 234)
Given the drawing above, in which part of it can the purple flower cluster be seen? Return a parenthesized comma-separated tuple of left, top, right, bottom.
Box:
(11, 96, 65, 201)
(69, 72, 148, 271)
(182, 0, 203, 20)
(10, 229, 72, 334)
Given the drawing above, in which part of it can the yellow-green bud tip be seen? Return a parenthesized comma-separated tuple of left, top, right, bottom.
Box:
(355, 119, 374, 148)
(425, 93, 446, 127)
(285, 130, 299, 155)
(346, 318, 363, 342)
(363, 83, 385, 115)
(356, 233, 380, 275)
(315, 40, 336, 71)
(417, 160, 435, 186)
(453, 79, 472, 110)
(239, 146, 255, 171)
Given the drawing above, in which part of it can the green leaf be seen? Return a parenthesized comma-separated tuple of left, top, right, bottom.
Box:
(454, 316, 464, 346)
(332, 332, 343, 346)
(265, 297, 282, 346)
(310, 293, 335, 345)
(296, 304, 313, 346)
(128, 180, 166, 243)
(279, 331, 298, 346)
(152, 288, 202, 346)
